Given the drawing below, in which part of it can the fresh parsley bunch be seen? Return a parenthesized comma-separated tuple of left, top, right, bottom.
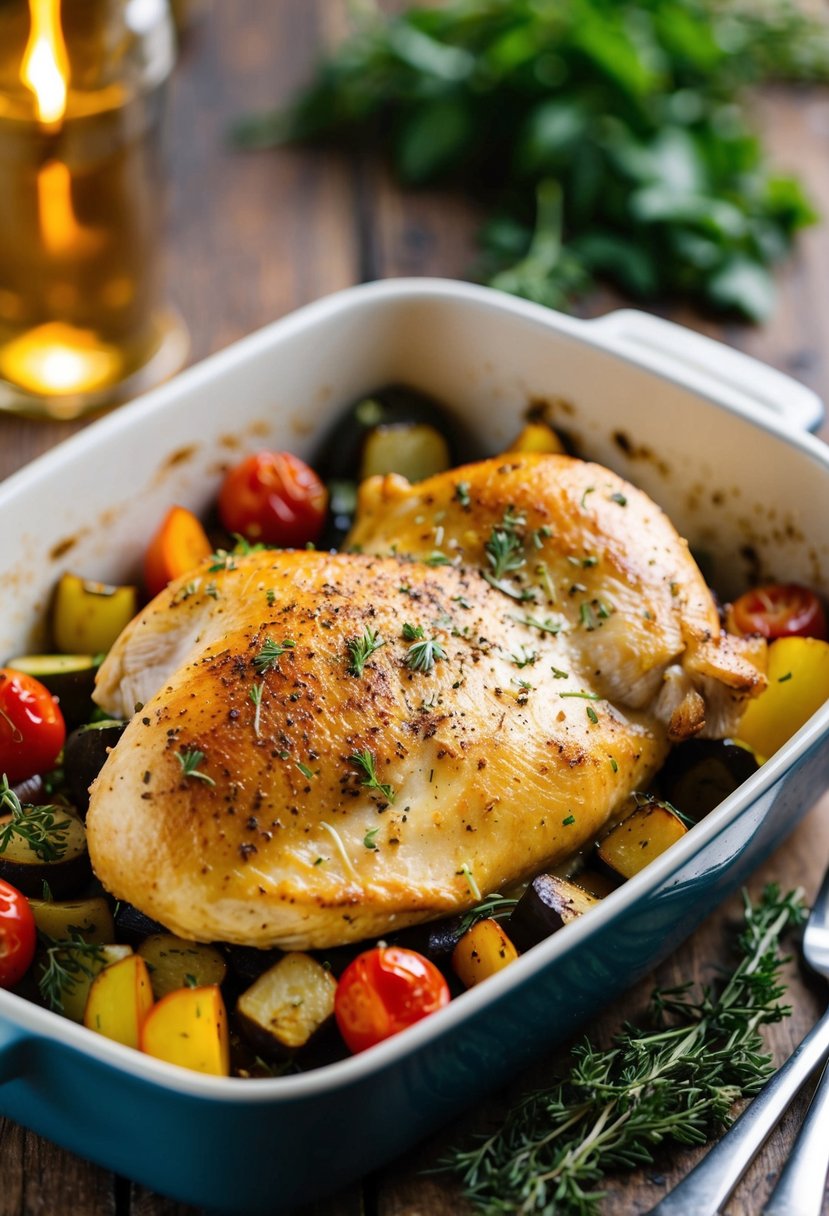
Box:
(235, 0, 829, 320)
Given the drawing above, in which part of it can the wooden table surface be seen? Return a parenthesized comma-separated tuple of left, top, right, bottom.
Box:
(2, 3, 829, 1214)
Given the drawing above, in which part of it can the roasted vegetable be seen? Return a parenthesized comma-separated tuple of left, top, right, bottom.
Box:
(0, 804, 89, 898)
(596, 800, 688, 882)
(0, 668, 65, 785)
(507, 874, 602, 952)
(0, 877, 36, 989)
(28, 895, 115, 945)
(658, 739, 759, 822)
(5, 654, 100, 729)
(506, 422, 566, 455)
(334, 945, 450, 1054)
(451, 917, 519, 989)
(52, 943, 132, 1022)
(141, 985, 230, 1076)
(84, 954, 153, 1048)
(138, 934, 227, 1001)
(113, 902, 168, 947)
(737, 636, 829, 759)
(236, 952, 336, 1056)
(52, 573, 137, 655)
(361, 422, 451, 483)
(63, 720, 127, 816)
(143, 505, 212, 599)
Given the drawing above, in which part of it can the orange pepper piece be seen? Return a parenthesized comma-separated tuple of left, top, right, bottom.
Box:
(144, 505, 212, 598)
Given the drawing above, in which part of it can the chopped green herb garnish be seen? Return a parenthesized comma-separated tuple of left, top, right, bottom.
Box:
(512, 612, 563, 635)
(426, 551, 452, 566)
(558, 690, 601, 701)
(778, 671, 793, 683)
(580, 486, 595, 509)
(253, 637, 296, 674)
(363, 826, 380, 850)
(0, 776, 71, 862)
(249, 681, 264, 737)
(510, 647, 538, 669)
(349, 749, 396, 803)
(402, 622, 425, 641)
(455, 481, 471, 509)
(610, 492, 628, 506)
(550, 666, 569, 680)
(295, 761, 315, 780)
(586, 706, 599, 724)
(176, 749, 216, 786)
(562, 814, 576, 826)
(406, 633, 447, 673)
(347, 625, 386, 676)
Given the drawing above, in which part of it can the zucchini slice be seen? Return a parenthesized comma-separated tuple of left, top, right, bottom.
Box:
(137, 934, 227, 1000)
(0, 805, 89, 898)
(236, 952, 336, 1056)
(507, 874, 602, 952)
(5, 654, 100, 729)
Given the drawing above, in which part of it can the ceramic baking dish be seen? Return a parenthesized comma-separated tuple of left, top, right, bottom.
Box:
(1, 279, 828, 1215)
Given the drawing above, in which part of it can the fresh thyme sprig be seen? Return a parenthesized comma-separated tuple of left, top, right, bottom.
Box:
(37, 932, 108, 1012)
(403, 625, 447, 674)
(439, 884, 805, 1216)
(176, 749, 216, 786)
(0, 775, 71, 862)
(457, 893, 521, 936)
(349, 749, 395, 803)
(253, 637, 296, 674)
(347, 625, 386, 677)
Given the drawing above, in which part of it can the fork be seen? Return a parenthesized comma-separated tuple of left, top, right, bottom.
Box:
(648, 862, 829, 1216)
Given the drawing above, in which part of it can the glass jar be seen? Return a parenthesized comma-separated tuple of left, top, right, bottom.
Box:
(0, 0, 187, 419)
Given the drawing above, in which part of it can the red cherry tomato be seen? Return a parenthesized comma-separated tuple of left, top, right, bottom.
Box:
(334, 945, 450, 1054)
(218, 452, 328, 548)
(0, 879, 36, 988)
(730, 584, 827, 641)
(0, 668, 66, 786)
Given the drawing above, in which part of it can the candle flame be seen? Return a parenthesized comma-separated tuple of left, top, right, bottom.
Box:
(21, 0, 69, 126)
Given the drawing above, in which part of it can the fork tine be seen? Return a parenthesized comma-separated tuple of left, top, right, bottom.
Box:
(761, 1057, 829, 1216)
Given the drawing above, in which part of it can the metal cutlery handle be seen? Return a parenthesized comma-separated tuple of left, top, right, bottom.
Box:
(762, 1057, 829, 1216)
(647, 1007, 829, 1216)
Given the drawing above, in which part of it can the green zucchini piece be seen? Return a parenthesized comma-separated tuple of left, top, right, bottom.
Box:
(137, 933, 228, 1000)
(0, 806, 89, 898)
(5, 654, 100, 729)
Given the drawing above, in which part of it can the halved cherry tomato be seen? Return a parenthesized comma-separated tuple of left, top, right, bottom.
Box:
(218, 451, 327, 548)
(729, 583, 827, 641)
(144, 505, 212, 598)
(334, 945, 450, 1054)
(0, 878, 36, 988)
(0, 668, 65, 785)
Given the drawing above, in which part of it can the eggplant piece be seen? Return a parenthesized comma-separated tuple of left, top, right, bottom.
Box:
(5, 654, 100, 729)
(507, 874, 602, 952)
(114, 901, 167, 946)
(137, 933, 228, 1000)
(224, 943, 286, 987)
(451, 917, 518, 989)
(64, 719, 126, 816)
(658, 739, 760, 822)
(28, 895, 116, 944)
(596, 800, 688, 882)
(236, 952, 337, 1057)
(52, 573, 138, 655)
(0, 805, 90, 898)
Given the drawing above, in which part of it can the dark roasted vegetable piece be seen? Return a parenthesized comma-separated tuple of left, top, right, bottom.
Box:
(113, 901, 168, 947)
(5, 654, 101, 729)
(596, 800, 688, 882)
(236, 952, 337, 1057)
(0, 806, 89, 899)
(64, 720, 126, 817)
(658, 739, 760, 822)
(137, 934, 228, 1000)
(507, 874, 602, 952)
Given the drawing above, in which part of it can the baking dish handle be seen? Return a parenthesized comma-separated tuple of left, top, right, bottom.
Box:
(0, 1022, 29, 1085)
(589, 309, 824, 433)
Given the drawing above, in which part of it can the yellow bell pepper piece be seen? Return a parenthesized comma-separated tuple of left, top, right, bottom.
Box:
(737, 636, 829, 759)
(140, 985, 230, 1076)
(52, 573, 137, 655)
(505, 422, 566, 455)
(84, 954, 154, 1049)
(451, 917, 519, 989)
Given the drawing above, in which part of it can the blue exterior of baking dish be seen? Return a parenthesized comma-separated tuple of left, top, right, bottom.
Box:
(0, 279, 827, 1214)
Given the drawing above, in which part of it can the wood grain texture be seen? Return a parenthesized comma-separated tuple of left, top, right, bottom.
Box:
(1, 2, 829, 1214)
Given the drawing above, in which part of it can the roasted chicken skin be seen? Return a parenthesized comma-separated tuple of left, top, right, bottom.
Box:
(87, 454, 765, 949)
